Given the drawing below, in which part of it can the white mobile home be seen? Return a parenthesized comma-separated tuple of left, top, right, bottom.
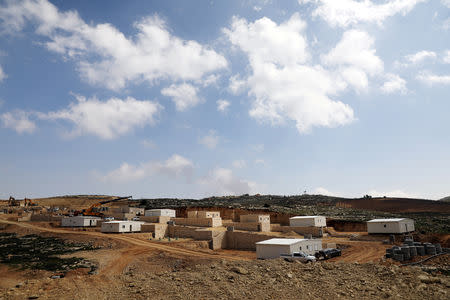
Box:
(61, 216, 101, 227)
(144, 209, 176, 218)
(256, 238, 322, 259)
(367, 218, 415, 234)
(289, 216, 327, 227)
(101, 221, 144, 233)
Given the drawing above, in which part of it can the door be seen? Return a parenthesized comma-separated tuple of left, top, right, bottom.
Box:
(130, 225, 133, 232)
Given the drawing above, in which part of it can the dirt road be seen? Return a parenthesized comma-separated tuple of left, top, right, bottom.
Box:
(0, 219, 250, 263)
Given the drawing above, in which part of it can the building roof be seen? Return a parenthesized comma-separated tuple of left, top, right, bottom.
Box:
(145, 209, 175, 211)
(367, 218, 410, 223)
(103, 220, 144, 224)
(289, 216, 323, 219)
(256, 238, 308, 246)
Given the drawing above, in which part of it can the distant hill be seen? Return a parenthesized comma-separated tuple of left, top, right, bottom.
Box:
(439, 196, 450, 202)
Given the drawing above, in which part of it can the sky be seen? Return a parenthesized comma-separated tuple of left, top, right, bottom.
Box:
(0, 0, 449, 200)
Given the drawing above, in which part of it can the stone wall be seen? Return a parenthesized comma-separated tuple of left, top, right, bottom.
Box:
(141, 223, 168, 239)
(173, 217, 222, 227)
(223, 220, 270, 232)
(225, 231, 275, 250)
(271, 224, 323, 237)
(139, 216, 171, 224)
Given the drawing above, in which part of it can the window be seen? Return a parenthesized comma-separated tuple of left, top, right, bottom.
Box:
(299, 246, 302, 250)
(314, 245, 318, 250)
(384, 224, 387, 228)
(306, 245, 309, 250)
(122, 225, 125, 229)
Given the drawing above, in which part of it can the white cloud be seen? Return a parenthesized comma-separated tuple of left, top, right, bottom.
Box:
(0, 0, 227, 91)
(224, 14, 355, 134)
(443, 50, 450, 64)
(381, 73, 407, 94)
(313, 187, 337, 196)
(228, 75, 247, 95)
(405, 50, 437, 64)
(140, 139, 157, 149)
(0, 65, 6, 82)
(442, 0, 450, 8)
(198, 167, 256, 196)
(101, 154, 194, 183)
(198, 130, 219, 149)
(367, 189, 417, 198)
(232, 160, 247, 169)
(416, 71, 450, 85)
(225, 14, 309, 66)
(161, 83, 202, 111)
(322, 29, 383, 91)
(216, 99, 230, 112)
(39, 95, 161, 139)
(0, 110, 36, 134)
(299, 0, 426, 28)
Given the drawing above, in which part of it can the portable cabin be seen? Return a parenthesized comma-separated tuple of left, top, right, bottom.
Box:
(256, 238, 322, 259)
(289, 216, 327, 227)
(367, 218, 415, 234)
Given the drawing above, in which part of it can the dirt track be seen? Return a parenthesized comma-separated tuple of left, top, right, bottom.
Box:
(0, 218, 250, 273)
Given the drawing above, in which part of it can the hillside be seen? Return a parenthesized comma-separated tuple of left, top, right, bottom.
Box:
(439, 196, 450, 202)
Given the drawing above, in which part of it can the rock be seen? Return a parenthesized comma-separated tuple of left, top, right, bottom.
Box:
(418, 275, 441, 284)
(231, 267, 248, 275)
(286, 273, 293, 279)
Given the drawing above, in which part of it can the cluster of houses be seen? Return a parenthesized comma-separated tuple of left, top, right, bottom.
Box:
(60, 207, 415, 259)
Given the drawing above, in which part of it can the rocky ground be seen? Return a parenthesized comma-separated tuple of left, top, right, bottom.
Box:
(1, 254, 449, 300)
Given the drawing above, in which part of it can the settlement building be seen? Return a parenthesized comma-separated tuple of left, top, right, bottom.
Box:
(144, 209, 176, 218)
(367, 218, 415, 234)
(61, 216, 101, 227)
(101, 221, 144, 233)
(256, 238, 322, 259)
(289, 216, 327, 227)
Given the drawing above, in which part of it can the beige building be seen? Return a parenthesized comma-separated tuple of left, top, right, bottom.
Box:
(188, 211, 220, 218)
(289, 216, 326, 227)
(144, 209, 176, 218)
(240, 214, 270, 223)
(367, 218, 415, 234)
(256, 238, 322, 259)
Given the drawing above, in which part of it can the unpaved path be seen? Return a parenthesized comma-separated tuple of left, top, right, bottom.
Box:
(0, 219, 250, 263)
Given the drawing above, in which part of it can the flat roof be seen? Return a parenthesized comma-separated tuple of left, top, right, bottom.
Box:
(367, 218, 409, 223)
(103, 220, 143, 224)
(256, 238, 308, 246)
(289, 216, 323, 219)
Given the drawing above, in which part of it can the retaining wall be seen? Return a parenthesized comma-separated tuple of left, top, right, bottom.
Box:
(271, 224, 323, 237)
(141, 223, 168, 239)
(173, 217, 222, 227)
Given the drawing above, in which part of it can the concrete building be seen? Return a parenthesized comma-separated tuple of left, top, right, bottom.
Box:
(367, 218, 415, 234)
(101, 221, 144, 233)
(256, 238, 322, 259)
(240, 214, 270, 223)
(61, 216, 101, 227)
(144, 209, 176, 218)
(187, 211, 220, 218)
(289, 216, 326, 227)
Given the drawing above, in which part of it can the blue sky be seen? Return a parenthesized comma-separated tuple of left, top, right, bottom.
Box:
(0, 0, 449, 200)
